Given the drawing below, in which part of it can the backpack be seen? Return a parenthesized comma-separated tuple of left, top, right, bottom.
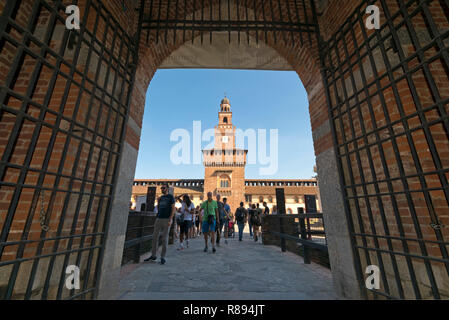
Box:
(176, 212, 184, 224)
(205, 201, 214, 225)
(235, 208, 245, 222)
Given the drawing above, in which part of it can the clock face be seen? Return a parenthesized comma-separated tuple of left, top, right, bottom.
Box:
(222, 136, 229, 143)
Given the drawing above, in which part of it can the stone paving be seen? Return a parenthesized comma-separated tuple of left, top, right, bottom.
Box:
(117, 231, 337, 300)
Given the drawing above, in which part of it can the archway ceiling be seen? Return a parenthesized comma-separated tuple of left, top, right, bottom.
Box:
(159, 32, 293, 70)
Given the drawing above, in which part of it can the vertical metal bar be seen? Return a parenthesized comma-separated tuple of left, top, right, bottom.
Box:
(201, 0, 204, 45)
(165, 0, 171, 44)
(253, 0, 258, 44)
(353, 6, 422, 299)
(210, 0, 213, 43)
(156, 0, 162, 43)
(277, 0, 287, 43)
(269, 0, 276, 44)
(92, 0, 144, 298)
(261, 0, 268, 43)
(183, 0, 187, 43)
(279, 216, 286, 252)
(228, 0, 231, 44)
(192, 0, 196, 44)
(285, 0, 295, 44)
(56, 5, 121, 300)
(299, 215, 310, 264)
(293, 0, 303, 46)
(146, 0, 153, 43)
(245, 0, 250, 45)
(236, 0, 240, 45)
(301, 0, 311, 45)
(332, 18, 395, 298)
(394, 0, 449, 273)
(174, 0, 179, 43)
(40, 0, 106, 299)
(1, 0, 61, 299)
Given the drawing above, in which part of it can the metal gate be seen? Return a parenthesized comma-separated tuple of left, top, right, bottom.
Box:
(320, 0, 449, 299)
(0, 0, 141, 299)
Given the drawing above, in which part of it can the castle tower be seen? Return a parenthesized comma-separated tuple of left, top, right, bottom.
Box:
(203, 97, 248, 212)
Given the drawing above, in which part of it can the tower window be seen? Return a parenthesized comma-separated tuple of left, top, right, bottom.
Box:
(219, 174, 231, 188)
(223, 117, 228, 123)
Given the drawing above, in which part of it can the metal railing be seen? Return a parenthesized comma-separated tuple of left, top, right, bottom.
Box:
(264, 210, 328, 265)
(122, 211, 157, 264)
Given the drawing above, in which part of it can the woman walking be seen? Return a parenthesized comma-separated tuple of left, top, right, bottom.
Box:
(177, 195, 195, 250)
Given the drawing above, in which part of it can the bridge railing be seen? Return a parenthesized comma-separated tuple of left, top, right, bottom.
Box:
(261, 210, 329, 266)
(122, 211, 175, 265)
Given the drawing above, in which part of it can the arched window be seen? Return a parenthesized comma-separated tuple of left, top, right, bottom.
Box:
(219, 174, 231, 188)
(259, 196, 264, 203)
(294, 196, 299, 203)
(223, 117, 228, 123)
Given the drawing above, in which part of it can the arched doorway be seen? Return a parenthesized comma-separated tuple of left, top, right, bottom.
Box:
(1, 0, 448, 300)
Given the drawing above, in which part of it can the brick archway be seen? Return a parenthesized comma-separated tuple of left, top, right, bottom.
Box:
(1, 0, 449, 300)
(111, 0, 360, 300)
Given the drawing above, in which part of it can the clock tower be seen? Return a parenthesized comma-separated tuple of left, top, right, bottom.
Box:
(203, 97, 248, 211)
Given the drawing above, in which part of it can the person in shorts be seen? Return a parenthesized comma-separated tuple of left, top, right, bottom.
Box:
(200, 192, 219, 253)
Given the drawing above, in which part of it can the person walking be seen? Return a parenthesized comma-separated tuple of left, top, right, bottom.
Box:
(263, 202, 270, 215)
(190, 208, 196, 239)
(200, 192, 219, 253)
(197, 205, 203, 236)
(249, 204, 262, 242)
(177, 195, 195, 250)
(235, 202, 248, 241)
(221, 197, 231, 242)
(247, 204, 253, 238)
(144, 184, 175, 265)
(215, 194, 224, 246)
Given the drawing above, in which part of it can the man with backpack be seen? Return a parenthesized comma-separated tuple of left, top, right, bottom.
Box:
(235, 202, 248, 241)
(249, 204, 262, 242)
(200, 192, 219, 253)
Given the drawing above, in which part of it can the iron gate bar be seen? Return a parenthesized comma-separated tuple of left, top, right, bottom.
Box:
(55, 1, 121, 300)
(314, 2, 368, 300)
(1, 0, 59, 298)
(324, 31, 381, 299)
(72, 3, 133, 300)
(141, 0, 318, 46)
(88, 0, 145, 300)
(393, 0, 449, 258)
(336, 11, 405, 298)
(1, 16, 135, 116)
(38, 0, 108, 299)
(0, 0, 138, 299)
(320, 0, 449, 299)
(250, 0, 258, 44)
(352, 233, 449, 248)
(381, 0, 449, 279)
(347, 6, 422, 299)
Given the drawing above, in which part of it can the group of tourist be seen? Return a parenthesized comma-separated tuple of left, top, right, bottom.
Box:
(144, 183, 271, 265)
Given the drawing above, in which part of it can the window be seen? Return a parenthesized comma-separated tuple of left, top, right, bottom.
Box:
(223, 117, 228, 123)
(268, 196, 273, 203)
(219, 174, 231, 188)
(259, 196, 264, 203)
(245, 195, 252, 203)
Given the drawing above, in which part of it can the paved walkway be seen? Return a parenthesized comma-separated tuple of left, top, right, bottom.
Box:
(117, 231, 337, 300)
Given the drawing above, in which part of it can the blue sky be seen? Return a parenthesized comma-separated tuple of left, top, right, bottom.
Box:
(134, 69, 316, 179)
